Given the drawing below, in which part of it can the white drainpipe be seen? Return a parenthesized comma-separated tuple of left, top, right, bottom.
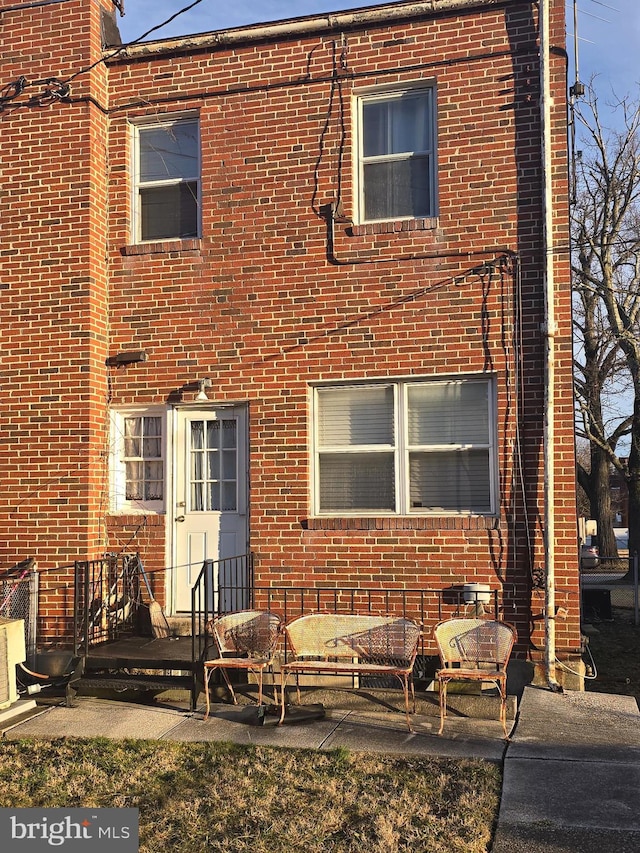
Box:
(540, 0, 561, 690)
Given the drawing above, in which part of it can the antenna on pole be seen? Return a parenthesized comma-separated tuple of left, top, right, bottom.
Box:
(568, 0, 582, 203)
(570, 0, 586, 99)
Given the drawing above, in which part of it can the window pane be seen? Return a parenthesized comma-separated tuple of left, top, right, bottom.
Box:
(191, 421, 204, 449)
(142, 416, 162, 457)
(191, 450, 203, 482)
(222, 449, 236, 479)
(409, 450, 491, 512)
(222, 420, 237, 448)
(319, 453, 395, 511)
(192, 482, 204, 512)
(139, 123, 198, 181)
(125, 461, 143, 500)
(206, 421, 220, 448)
(222, 482, 237, 512)
(363, 94, 430, 157)
(143, 461, 164, 500)
(208, 449, 220, 481)
(141, 182, 198, 241)
(364, 157, 431, 220)
(391, 95, 431, 153)
(124, 417, 141, 457)
(208, 482, 220, 511)
(408, 382, 489, 445)
(318, 386, 394, 446)
(363, 100, 389, 157)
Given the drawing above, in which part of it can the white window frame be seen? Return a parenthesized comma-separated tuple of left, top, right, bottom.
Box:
(355, 86, 436, 224)
(312, 377, 497, 516)
(131, 115, 201, 243)
(110, 408, 167, 513)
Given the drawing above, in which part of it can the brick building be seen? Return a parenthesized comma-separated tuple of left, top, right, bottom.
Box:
(0, 0, 581, 681)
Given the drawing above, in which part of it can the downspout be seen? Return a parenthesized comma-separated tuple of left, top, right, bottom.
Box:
(540, 0, 561, 690)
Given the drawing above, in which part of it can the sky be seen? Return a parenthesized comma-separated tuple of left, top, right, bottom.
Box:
(115, 0, 640, 117)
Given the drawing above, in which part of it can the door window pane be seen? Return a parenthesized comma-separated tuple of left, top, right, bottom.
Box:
(189, 418, 237, 512)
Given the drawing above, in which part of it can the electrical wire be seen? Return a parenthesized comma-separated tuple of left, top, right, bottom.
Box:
(555, 640, 598, 679)
(0, 0, 204, 110)
(64, 0, 205, 87)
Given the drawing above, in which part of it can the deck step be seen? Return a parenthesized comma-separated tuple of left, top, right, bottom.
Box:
(73, 673, 194, 694)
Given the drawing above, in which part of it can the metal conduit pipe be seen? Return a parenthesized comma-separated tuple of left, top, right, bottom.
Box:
(539, 0, 561, 691)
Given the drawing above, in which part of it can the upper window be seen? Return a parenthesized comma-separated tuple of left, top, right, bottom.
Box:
(110, 410, 165, 512)
(357, 88, 436, 223)
(313, 378, 495, 516)
(133, 117, 200, 242)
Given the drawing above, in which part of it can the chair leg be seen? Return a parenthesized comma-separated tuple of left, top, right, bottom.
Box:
(402, 676, 414, 732)
(219, 667, 238, 705)
(203, 666, 213, 720)
(278, 671, 288, 724)
(500, 683, 509, 739)
(438, 677, 447, 735)
(257, 669, 263, 706)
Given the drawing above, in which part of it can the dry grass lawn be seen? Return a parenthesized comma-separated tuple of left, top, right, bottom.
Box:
(0, 738, 501, 852)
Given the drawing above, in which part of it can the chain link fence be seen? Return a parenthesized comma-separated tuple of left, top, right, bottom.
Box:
(0, 560, 39, 660)
(580, 552, 639, 625)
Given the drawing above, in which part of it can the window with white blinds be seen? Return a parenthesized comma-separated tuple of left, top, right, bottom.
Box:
(314, 379, 495, 515)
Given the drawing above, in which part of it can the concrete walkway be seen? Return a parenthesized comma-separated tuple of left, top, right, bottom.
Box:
(493, 685, 640, 853)
(3, 684, 640, 852)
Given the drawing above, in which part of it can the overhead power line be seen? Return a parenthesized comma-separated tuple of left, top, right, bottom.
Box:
(0, 0, 205, 110)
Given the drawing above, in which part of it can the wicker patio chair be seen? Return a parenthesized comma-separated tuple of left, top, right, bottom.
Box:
(434, 617, 516, 739)
(203, 609, 282, 719)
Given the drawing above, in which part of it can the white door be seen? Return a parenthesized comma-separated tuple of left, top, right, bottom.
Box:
(173, 406, 248, 613)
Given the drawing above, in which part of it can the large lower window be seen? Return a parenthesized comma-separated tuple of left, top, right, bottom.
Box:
(110, 410, 165, 512)
(357, 87, 436, 223)
(314, 378, 495, 515)
(133, 117, 200, 242)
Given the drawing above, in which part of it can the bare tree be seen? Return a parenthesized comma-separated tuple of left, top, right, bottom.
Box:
(572, 86, 640, 564)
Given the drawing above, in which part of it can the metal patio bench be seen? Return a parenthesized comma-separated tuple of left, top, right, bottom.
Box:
(279, 612, 421, 731)
(203, 609, 282, 719)
(434, 617, 516, 739)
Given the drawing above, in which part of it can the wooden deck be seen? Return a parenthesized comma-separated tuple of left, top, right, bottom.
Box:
(85, 635, 197, 670)
(70, 634, 208, 709)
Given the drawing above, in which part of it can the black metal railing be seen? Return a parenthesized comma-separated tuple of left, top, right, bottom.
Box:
(191, 553, 255, 664)
(190, 552, 499, 661)
(74, 553, 142, 656)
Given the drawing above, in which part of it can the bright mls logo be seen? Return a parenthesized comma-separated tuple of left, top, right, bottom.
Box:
(0, 808, 138, 851)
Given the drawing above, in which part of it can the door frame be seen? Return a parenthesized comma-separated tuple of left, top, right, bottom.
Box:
(168, 403, 249, 615)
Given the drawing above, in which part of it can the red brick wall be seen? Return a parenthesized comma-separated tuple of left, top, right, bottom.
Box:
(0, 0, 111, 633)
(0, 1, 579, 665)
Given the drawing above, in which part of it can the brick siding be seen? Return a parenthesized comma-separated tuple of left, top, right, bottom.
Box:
(0, 0, 580, 664)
